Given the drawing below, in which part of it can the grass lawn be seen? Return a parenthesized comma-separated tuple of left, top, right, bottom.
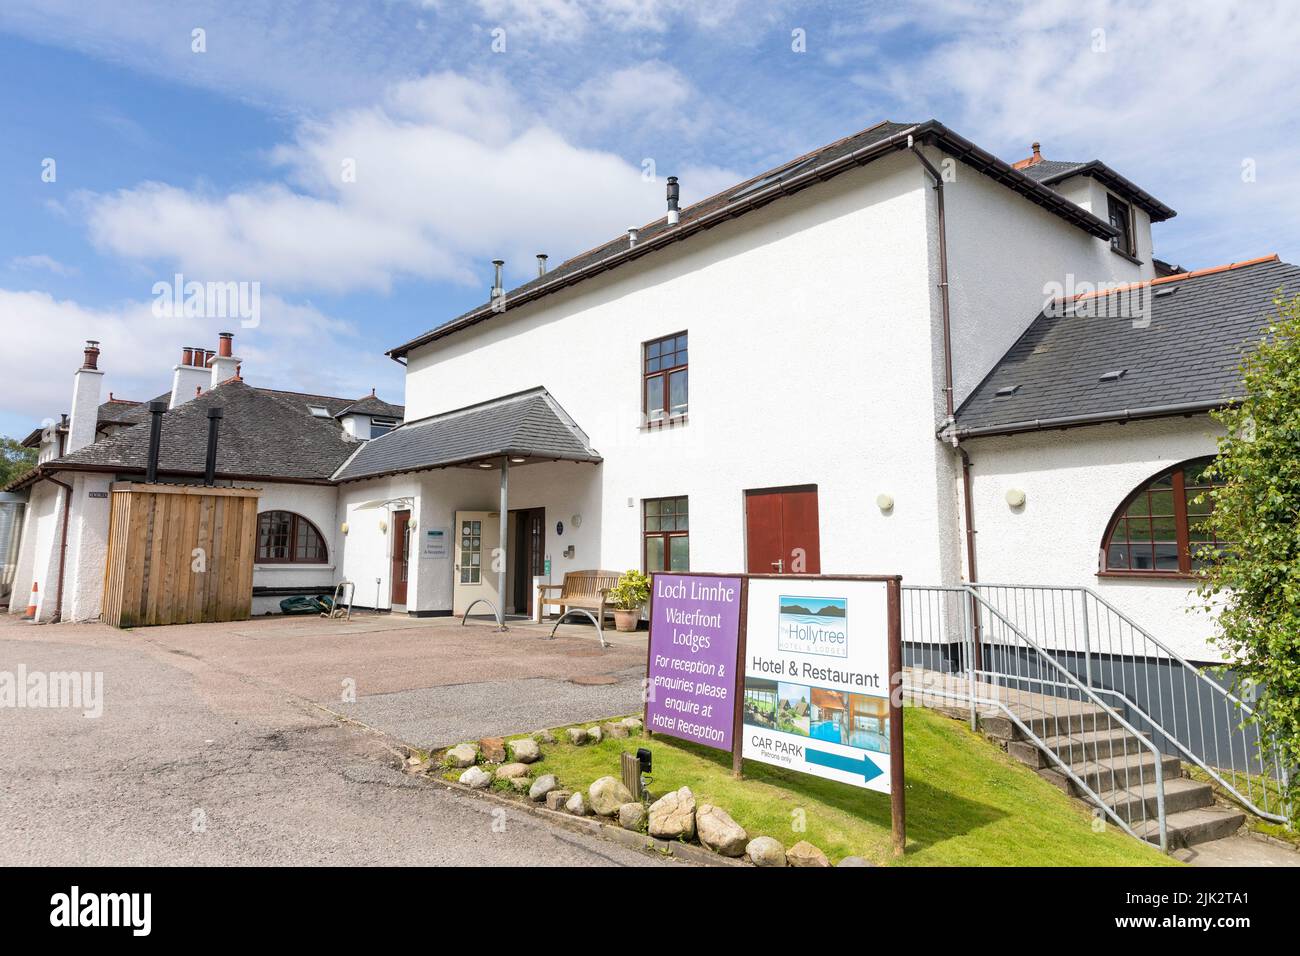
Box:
(494, 707, 1178, 866)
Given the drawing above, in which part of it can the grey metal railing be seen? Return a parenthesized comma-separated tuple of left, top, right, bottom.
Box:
(969, 584, 1290, 825)
(903, 585, 1169, 850)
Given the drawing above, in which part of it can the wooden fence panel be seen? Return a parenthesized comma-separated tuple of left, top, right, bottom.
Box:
(101, 483, 260, 628)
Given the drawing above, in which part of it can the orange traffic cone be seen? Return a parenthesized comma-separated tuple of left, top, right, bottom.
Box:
(23, 581, 38, 620)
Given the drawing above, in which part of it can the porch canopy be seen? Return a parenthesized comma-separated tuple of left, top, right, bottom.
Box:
(332, 386, 601, 627)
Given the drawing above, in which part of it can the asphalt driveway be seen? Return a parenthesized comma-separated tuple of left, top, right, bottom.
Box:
(0, 612, 660, 866)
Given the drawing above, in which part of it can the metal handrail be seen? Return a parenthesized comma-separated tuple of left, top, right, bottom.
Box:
(970, 583, 1290, 825)
(961, 585, 1168, 851)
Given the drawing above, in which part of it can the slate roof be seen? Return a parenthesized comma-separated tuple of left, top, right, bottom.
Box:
(953, 256, 1300, 437)
(335, 394, 405, 419)
(389, 119, 1123, 358)
(333, 387, 600, 482)
(35, 380, 359, 483)
(1019, 158, 1176, 222)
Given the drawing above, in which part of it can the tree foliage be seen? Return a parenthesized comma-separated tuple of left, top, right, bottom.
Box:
(0, 435, 37, 488)
(1200, 294, 1300, 819)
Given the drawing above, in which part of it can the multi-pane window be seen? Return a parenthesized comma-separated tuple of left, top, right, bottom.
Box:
(644, 496, 689, 572)
(643, 332, 688, 423)
(370, 417, 398, 437)
(1108, 195, 1135, 257)
(1102, 457, 1227, 575)
(459, 518, 482, 584)
(257, 511, 327, 563)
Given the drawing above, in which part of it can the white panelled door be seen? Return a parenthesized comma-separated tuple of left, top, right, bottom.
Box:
(452, 510, 501, 617)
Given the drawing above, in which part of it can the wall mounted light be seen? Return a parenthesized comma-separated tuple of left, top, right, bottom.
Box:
(378, 519, 388, 533)
(409, 518, 417, 531)
(1005, 488, 1027, 508)
(876, 494, 895, 513)
(571, 514, 582, 528)
(340, 522, 349, 535)
(509, 456, 526, 464)
(477, 461, 494, 469)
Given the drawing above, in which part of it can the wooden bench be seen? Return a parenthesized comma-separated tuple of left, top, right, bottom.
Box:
(538, 570, 622, 646)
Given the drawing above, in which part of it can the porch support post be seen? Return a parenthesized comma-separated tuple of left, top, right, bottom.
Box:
(497, 457, 509, 630)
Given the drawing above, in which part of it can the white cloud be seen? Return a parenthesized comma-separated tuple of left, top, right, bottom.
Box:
(0, 289, 401, 431)
(7, 254, 78, 277)
(80, 70, 744, 292)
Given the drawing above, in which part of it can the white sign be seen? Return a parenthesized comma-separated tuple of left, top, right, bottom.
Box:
(422, 527, 449, 559)
(742, 577, 893, 794)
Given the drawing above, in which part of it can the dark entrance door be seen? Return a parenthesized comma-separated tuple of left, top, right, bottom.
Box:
(391, 510, 411, 606)
(744, 485, 821, 574)
(511, 508, 545, 616)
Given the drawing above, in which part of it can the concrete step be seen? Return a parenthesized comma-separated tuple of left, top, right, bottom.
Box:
(1008, 728, 1148, 769)
(1039, 752, 1182, 796)
(1135, 806, 1247, 849)
(983, 707, 1115, 742)
(1099, 776, 1216, 820)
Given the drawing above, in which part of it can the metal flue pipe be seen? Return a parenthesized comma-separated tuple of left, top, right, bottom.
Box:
(203, 406, 224, 486)
(145, 400, 167, 483)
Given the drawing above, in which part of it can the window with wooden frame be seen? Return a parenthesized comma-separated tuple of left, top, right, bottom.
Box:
(643, 332, 688, 423)
(1100, 457, 1228, 576)
(256, 510, 328, 564)
(643, 496, 689, 572)
(1107, 194, 1136, 257)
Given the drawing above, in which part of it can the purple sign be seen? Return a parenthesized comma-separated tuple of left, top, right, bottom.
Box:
(645, 574, 742, 751)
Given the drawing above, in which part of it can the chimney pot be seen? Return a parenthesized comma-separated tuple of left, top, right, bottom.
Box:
(217, 332, 233, 358)
(666, 175, 680, 226)
(492, 259, 504, 296)
(536, 253, 548, 277)
(627, 227, 639, 247)
(82, 340, 101, 370)
(182, 347, 193, 366)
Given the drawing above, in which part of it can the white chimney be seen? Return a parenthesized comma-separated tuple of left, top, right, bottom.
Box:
(66, 340, 104, 454)
(170, 345, 211, 408)
(209, 332, 240, 387)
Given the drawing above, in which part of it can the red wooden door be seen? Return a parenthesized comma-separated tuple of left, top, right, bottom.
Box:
(391, 510, 411, 605)
(744, 486, 821, 574)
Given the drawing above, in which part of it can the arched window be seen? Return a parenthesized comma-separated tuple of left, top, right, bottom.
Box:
(257, 511, 328, 564)
(1101, 457, 1227, 576)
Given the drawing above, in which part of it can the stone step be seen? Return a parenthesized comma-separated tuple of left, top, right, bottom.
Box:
(983, 707, 1116, 742)
(1007, 728, 1148, 769)
(1135, 806, 1247, 849)
(1098, 776, 1216, 820)
(1039, 752, 1182, 796)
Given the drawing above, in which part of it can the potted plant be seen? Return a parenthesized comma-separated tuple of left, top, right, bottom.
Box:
(608, 570, 651, 632)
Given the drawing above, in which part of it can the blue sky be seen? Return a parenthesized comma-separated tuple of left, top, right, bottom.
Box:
(2, 0, 1298, 438)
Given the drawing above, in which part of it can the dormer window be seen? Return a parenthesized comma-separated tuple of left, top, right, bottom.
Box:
(1107, 194, 1136, 257)
(308, 405, 330, 418)
(370, 417, 398, 437)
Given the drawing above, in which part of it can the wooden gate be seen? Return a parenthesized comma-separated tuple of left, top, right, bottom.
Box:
(102, 482, 260, 627)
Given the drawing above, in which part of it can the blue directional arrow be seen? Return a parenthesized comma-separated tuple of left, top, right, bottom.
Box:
(805, 747, 883, 783)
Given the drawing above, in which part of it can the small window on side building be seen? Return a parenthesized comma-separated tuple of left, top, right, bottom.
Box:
(1108, 195, 1136, 257)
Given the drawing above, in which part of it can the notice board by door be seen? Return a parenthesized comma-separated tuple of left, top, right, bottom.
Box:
(744, 485, 821, 574)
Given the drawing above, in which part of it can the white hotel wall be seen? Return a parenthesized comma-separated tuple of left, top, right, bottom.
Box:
(403, 153, 960, 589)
(249, 481, 342, 615)
(964, 417, 1224, 662)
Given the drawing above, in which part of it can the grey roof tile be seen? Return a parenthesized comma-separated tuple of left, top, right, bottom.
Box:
(333, 387, 599, 482)
(954, 256, 1300, 435)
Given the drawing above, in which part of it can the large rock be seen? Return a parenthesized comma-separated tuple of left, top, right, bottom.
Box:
(529, 774, 559, 802)
(545, 789, 572, 811)
(745, 836, 787, 867)
(586, 725, 603, 744)
(478, 737, 506, 762)
(533, 730, 557, 745)
(786, 840, 831, 867)
(565, 791, 591, 816)
(837, 856, 873, 867)
(602, 722, 630, 739)
(458, 766, 491, 789)
(506, 738, 541, 764)
(566, 727, 589, 746)
(618, 803, 647, 832)
(621, 717, 643, 735)
(588, 775, 634, 816)
(508, 777, 532, 793)
(647, 787, 696, 841)
(445, 744, 478, 768)
(494, 762, 529, 780)
(696, 804, 748, 857)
